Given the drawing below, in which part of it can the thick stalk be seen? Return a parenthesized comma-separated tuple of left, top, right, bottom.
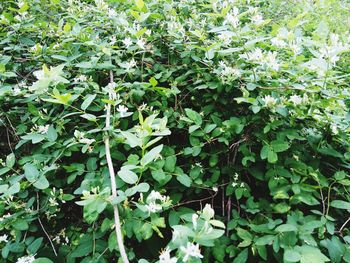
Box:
(105, 70, 129, 263)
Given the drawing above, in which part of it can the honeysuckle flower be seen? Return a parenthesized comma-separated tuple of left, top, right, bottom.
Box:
(180, 242, 203, 262)
(145, 201, 162, 213)
(0, 234, 8, 243)
(262, 95, 277, 107)
(264, 51, 279, 71)
(202, 203, 215, 220)
(122, 37, 133, 48)
(251, 13, 264, 25)
(289, 95, 303, 105)
(147, 190, 163, 202)
(108, 8, 117, 17)
(13, 87, 21, 95)
(242, 48, 264, 62)
(117, 105, 128, 117)
(16, 255, 35, 263)
(137, 38, 146, 49)
(125, 58, 137, 70)
(159, 247, 177, 263)
(36, 124, 49, 134)
(271, 37, 287, 47)
(192, 213, 198, 230)
(224, 7, 239, 28)
(74, 75, 88, 82)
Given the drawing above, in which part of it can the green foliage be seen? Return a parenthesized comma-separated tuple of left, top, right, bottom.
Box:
(1, 0, 350, 262)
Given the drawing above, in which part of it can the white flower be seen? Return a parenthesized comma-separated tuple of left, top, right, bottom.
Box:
(331, 124, 338, 135)
(0, 234, 8, 243)
(159, 247, 177, 263)
(53, 43, 60, 49)
(125, 59, 137, 70)
(251, 13, 264, 25)
(117, 105, 128, 117)
(180, 242, 203, 262)
(147, 190, 163, 202)
(218, 31, 233, 45)
(74, 75, 88, 82)
(242, 48, 264, 62)
(224, 7, 239, 28)
(264, 51, 279, 71)
(79, 138, 95, 145)
(136, 38, 146, 49)
(202, 204, 215, 220)
(110, 35, 116, 45)
(271, 37, 287, 47)
(262, 95, 277, 107)
(13, 87, 21, 95)
(192, 214, 198, 230)
(123, 37, 133, 48)
(145, 201, 162, 213)
(232, 182, 238, 187)
(16, 255, 35, 263)
(108, 8, 117, 17)
(289, 95, 302, 106)
(37, 125, 49, 134)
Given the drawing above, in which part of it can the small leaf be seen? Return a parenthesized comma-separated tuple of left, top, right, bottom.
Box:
(24, 163, 40, 183)
(81, 94, 96, 110)
(141, 144, 163, 166)
(284, 249, 301, 262)
(176, 173, 192, 187)
(47, 126, 58, 142)
(6, 153, 15, 168)
(271, 140, 289, 153)
(118, 168, 138, 184)
(149, 77, 158, 87)
(330, 200, 350, 210)
(33, 176, 50, 189)
(121, 131, 142, 148)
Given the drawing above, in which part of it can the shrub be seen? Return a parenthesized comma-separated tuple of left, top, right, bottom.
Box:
(0, 0, 350, 262)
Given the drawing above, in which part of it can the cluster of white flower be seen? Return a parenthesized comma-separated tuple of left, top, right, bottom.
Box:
(117, 105, 128, 117)
(0, 234, 8, 243)
(218, 31, 234, 46)
(31, 124, 49, 134)
(241, 48, 280, 70)
(167, 20, 186, 38)
(122, 37, 133, 48)
(52, 228, 69, 245)
(224, 7, 240, 28)
(16, 255, 35, 263)
(215, 61, 241, 83)
(0, 213, 11, 223)
(159, 247, 177, 263)
(145, 190, 169, 214)
(180, 242, 203, 262)
(124, 58, 137, 71)
(262, 95, 278, 108)
(74, 130, 95, 145)
(30, 44, 42, 53)
(74, 75, 88, 82)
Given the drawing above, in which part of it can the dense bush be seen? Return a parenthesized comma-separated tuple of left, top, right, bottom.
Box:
(1, 0, 350, 262)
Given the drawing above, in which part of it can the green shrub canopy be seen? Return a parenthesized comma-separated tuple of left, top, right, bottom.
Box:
(0, 0, 350, 262)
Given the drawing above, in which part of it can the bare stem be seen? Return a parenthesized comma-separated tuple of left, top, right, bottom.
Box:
(105, 70, 129, 263)
(339, 217, 350, 234)
(36, 193, 58, 256)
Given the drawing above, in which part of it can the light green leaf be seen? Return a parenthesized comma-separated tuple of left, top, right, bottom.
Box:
(176, 173, 192, 187)
(6, 153, 15, 168)
(47, 126, 58, 142)
(24, 163, 40, 183)
(141, 144, 163, 166)
(330, 200, 350, 210)
(121, 131, 142, 148)
(81, 94, 96, 110)
(33, 176, 50, 189)
(118, 168, 138, 184)
(284, 249, 301, 262)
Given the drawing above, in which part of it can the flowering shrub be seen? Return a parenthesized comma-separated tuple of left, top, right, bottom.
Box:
(1, 0, 350, 262)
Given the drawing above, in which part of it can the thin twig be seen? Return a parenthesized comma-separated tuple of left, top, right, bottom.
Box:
(339, 217, 350, 234)
(105, 70, 129, 263)
(173, 190, 218, 208)
(36, 192, 58, 256)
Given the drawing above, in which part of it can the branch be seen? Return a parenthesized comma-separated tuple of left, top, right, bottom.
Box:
(105, 70, 129, 263)
(339, 217, 350, 234)
(36, 192, 57, 256)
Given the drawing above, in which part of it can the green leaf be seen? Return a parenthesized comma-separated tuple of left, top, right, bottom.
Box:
(164, 156, 176, 172)
(121, 131, 142, 148)
(6, 153, 15, 168)
(28, 238, 43, 254)
(260, 145, 269, 160)
(149, 77, 158, 87)
(297, 245, 330, 263)
(33, 258, 54, 263)
(24, 163, 40, 183)
(118, 167, 138, 184)
(141, 144, 163, 166)
(151, 170, 172, 185)
(21, 134, 46, 144)
(185, 108, 202, 125)
(275, 224, 298, 232)
(233, 248, 248, 263)
(47, 126, 58, 142)
(255, 235, 275, 246)
(135, 0, 145, 10)
(268, 149, 278, 163)
(284, 249, 301, 262)
(13, 219, 29, 230)
(176, 173, 192, 187)
(33, 176, 50, 189)
(330, 200, 350, 210)
(271, 140, 290, 152)
(81, 94, 96, 110)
